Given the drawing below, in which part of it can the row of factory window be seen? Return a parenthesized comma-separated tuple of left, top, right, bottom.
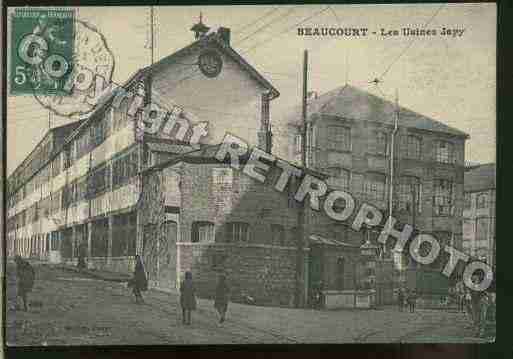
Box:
(17, 222, 297, 258)
(11, 234, 50, 259)
(324, 168, 455, 216)
(6, 149, 139, 230)
(6, 172, 455, 234)
(191, 222, 287, 245)
(7, 139, 53, 194)
(60, 214, 137, 258)
(11, 213, 137, 260)
(7, 106, 133, 209)
(296, 128, 457, 163)
(464, 191, 494, 210)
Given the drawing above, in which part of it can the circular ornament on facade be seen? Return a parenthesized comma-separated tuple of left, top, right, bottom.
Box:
(198, 49, 223, 78)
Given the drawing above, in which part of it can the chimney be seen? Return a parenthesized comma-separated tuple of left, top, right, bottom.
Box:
(190, 12, 210, 40)
(217, 27, 231, 45)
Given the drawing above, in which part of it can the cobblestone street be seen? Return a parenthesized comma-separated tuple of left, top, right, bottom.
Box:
(6, 262, 485, 346)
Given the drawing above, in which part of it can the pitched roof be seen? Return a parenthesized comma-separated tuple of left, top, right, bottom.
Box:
(141, 31, 279, 99)
(310, 234, 359, 248)
(90, 30, 278, 113)
(144, 141, 328, 180)
(464, 163, 495, 192)
(146, 141, 197, 155)
(76, 29, 280, 138)
(7, 119, 84, 182)
(285, 84, 468, 138)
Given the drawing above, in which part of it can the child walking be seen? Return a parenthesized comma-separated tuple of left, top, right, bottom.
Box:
(214, 274, 230, 323)
(128, 255, 148, 304)
(180, 271, 196, 325)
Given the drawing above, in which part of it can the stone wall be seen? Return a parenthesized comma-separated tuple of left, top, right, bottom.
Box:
(178, 243, 297, 306)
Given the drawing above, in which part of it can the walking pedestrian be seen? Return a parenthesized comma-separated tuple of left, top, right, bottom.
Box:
(407, 289, 417, 313)
(464, 290, 472, 320)
(14, 255, 35, 311)
(77, 242, 87, 271)
(180, 271, 196, 325)
(214, 274, 229, 323)
(315, 280, 324, 309)
(397, 287, 405, 312)
(128, 255, 148, 304)
(458, 291, 465, 312)
(470, 289, 482, 329)
(478, 293, 490, 336)
(455, 280, 465, 312)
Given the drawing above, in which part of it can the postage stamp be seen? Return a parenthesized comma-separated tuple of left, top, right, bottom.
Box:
(33, 20, 115, 116)
(10, 8, 75, 96)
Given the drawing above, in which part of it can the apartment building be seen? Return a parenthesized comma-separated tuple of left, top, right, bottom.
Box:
(283, 85, 469, 293)
(462, 163, 496, 268)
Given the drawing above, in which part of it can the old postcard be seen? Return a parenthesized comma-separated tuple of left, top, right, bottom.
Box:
(4, 3, 496, 345)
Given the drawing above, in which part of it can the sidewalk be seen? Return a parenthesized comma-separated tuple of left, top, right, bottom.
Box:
(53, 263, 131, 283)
(7, 263, 488, 344)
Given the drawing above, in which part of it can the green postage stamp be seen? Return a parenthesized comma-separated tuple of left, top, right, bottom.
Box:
(10, 8, 75, 95)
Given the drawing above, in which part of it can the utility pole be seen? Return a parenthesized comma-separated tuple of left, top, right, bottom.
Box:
(295, 50, 308, 308)
(302, 50, 308, 169)
(388, 89, 399, 257)
(408, 180, 417, 287)
(150, 6, 155, 66)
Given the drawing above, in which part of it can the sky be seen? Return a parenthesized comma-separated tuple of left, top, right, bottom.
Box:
(6, 3, 496, 175)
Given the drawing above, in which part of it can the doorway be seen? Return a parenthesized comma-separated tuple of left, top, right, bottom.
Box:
(158, 221, 178, 290)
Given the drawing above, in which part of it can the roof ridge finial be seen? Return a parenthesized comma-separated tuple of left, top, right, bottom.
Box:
(199, 11, 203, 24)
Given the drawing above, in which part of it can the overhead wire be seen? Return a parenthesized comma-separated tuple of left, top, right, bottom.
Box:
(240, 6, 331, 54)
(374, 4, 445, 82)
(234, 7, 296, 46)
(232, 6, 280, 35)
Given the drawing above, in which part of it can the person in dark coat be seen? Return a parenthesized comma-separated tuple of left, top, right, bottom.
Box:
(214, 274, 229, 323)
(470, 289, 483, 329)
(128, 255, 148, 304)
(407, 289, 417, 313)
(180, 271, 196, 325)
(14, 256, 35, 311)
(77, 242, 87, 271)
(397, 288, 405, 312)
